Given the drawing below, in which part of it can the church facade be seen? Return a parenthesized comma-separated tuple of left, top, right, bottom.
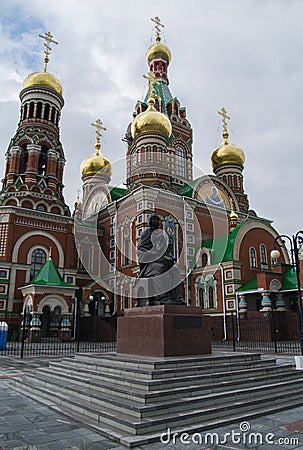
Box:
(0, 23, 299, 336)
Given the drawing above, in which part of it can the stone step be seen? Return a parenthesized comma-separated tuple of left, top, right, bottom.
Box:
(35, 363, 301, 405)
(15, 370, 303, 421)
(65, 397, 303, 448)
(12, 376, 303, 439)
(11, 352, 303, 447)
(48, 354, 276, 381)
(72, 351, 262, 369)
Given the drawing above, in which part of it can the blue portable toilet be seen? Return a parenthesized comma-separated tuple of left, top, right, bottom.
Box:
(0, 322, 8, 350)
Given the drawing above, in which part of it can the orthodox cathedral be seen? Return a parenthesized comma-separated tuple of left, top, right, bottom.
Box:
(0, 20, 298, 335)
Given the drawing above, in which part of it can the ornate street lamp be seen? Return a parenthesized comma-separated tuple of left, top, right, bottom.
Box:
(270, 231, 303, 356)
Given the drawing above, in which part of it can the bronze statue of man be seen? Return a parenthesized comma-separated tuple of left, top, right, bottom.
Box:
(136, 214, 184, 306)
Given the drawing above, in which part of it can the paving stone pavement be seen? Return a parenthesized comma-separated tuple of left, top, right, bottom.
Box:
(0, 354, 303, 449)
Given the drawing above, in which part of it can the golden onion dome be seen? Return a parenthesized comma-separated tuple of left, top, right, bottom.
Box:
(80, 143, 112, 177)
(22, 71, 63, 96)
(131, 97, 172, 139)
(146, 36, 171, 66)
(211, 131, 245, 168)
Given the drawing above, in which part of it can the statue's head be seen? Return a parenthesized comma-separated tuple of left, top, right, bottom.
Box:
(149, 213, 160, 230)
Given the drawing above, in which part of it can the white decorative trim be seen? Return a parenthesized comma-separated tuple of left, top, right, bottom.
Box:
(12, 231, 64, 267)
(26, 245, 49, 264)
(37, 294, 69, 313)
(233, 220, 290, 263)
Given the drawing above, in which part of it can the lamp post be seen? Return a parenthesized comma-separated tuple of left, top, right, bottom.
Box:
(270, 231, 303, 356)
(89, 294, 98, 342)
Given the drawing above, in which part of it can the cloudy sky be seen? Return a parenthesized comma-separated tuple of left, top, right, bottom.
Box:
(0, 0, 302, 238)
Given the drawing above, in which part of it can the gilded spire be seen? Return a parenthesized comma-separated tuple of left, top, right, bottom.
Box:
(91, 118, 106, 155)
(49, 246, 52, 259)
(218, 107, 230, 144)
(38, 31, 58, 73)
(151, 16, 164, 43)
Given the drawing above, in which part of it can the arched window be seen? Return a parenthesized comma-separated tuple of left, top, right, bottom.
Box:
(249, 247, 257, 268)
(228, 175, 233, 186)
(198, 288, 205, 309)
(51, 107, 56, 123)
(202, 253, 208, 267)
(146, 145, 151, 161)
(124, 289, 130, 309)
(28, 102, 35, 118)
(208, 286, 215, 308)
(36, 102, 42, 118)
(44, 103, 50, 120)
(260, 244, 267, 265)
(124, 239, 130, 265)
(137, 148, 141, 163)
(30, 248, 47, 279)
(81, 250, 90, 270)
(38, 146, 48, 175)
(175, 145, 185, 177)
(158, 147, 163, 161)
(23, 104, 28, 120)
(20, 145, 28, 173)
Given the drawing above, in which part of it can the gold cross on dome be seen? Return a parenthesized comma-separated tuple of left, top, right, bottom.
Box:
(91, 118, 106, 144)
(143, 71, 159, 97)
(218, 107, 231, 133)
(38, 31, 58, 72)
(151, 16, 164, 41)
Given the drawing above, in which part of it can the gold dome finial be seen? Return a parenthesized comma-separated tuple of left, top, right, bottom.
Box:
(146, 16, 171, 65)
(22, 31, 62, 95)
(211, 108, 245, 168)
(218, 107, 230, 144)
(151, 16, 164, 42)
(91, 118, 106, 155)
(38, 31, 59, 73)
(80, 118, 112, 177)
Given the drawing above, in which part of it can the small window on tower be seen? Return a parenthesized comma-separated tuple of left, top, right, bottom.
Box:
(175, 145, 185, 178)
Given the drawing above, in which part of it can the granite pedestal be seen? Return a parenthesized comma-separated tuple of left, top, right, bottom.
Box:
(117, 304, 211, 357)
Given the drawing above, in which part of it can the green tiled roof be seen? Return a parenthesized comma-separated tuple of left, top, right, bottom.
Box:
(110, 186, 126, 201)
(201, 223, 244, 265)
(144, 81, 173, 113)
(237, 276, 258, 292)
(281, 267, 298, 291)
(31, 259, 77, 288)
(178, 179, 198, 198)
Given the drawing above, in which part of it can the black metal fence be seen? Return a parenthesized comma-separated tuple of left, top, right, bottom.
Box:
(1, 309, 302, 358)
(0, 311, 117, 358)
(212, 311, 301, 354)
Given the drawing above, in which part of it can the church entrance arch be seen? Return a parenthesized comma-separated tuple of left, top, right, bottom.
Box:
(38, 296, 68, 337)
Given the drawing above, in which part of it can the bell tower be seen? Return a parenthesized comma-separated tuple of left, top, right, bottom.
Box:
(0, 32, 69, 215)
(125, 17, 193, 192)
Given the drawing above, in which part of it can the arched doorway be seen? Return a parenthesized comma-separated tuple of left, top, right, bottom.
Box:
(41, 305, 62, 337)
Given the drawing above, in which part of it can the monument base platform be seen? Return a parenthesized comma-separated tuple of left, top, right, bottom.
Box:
(117, 305, 211, 357)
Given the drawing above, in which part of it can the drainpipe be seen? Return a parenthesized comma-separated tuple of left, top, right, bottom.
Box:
(113, 200, 118, 314)
(235, 291, 240, 340)
(219, 263, 227, 340)
(183, 197, 189, 306)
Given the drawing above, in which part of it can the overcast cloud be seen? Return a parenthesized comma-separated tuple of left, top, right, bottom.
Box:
(0, 0, 302, 238)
